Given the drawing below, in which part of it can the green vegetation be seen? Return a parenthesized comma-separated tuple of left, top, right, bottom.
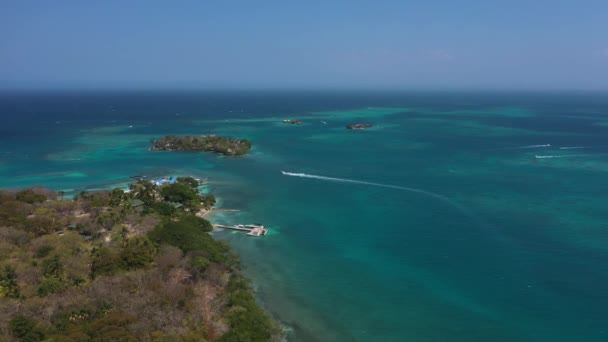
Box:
(220, 274, 277, 342)
(0, 266, 20, 299)
(202, 194, 217, 209)
(15, 189, 48, 204)
(129, 177, 208, 215)
(151, 135, 252, 156)
(159, 182, 201, 210)
(0, 186, 280, 341)
(120, 236, 156, 270)
(9, 316, 44, 341)
(149, 216, 224, 262)
(90, 246, 122, 278)
(36, 276, 65, 297)
(34, 245, 53, 258)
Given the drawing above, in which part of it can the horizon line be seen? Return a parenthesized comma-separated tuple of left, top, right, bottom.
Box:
(1, 87, 607, 94)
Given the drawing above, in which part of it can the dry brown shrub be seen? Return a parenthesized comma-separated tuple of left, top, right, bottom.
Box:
(155, 245, 183, 276)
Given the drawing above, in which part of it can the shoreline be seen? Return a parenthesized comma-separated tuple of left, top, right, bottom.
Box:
(196, 207, 240, 218)
(196, 207, 213, 218)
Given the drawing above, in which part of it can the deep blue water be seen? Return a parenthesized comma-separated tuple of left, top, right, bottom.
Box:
(2, 91, 608, 341)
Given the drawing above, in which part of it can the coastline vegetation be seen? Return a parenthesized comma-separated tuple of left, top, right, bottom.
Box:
(151, 135, 252, 156)
(0, 181, 279, 341)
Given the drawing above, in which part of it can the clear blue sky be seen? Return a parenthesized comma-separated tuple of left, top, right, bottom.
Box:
(1, 0, 607, 90)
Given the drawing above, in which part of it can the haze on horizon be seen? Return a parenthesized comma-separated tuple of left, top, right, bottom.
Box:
(1, 0, 607, 91)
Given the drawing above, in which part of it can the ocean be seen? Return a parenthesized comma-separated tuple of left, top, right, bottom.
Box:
(2, 90, 608, 341)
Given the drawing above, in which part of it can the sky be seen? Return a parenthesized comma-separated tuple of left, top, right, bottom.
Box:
(1, 0, 607, 90)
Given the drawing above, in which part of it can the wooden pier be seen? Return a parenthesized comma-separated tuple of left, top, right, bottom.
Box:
(213, 224, 268, 236)
(214, 224, 250, 231)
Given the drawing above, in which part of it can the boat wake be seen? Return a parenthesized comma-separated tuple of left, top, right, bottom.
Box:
(516, 144, 551, 149)
(281, 171, 480, 223)
(281, 171, 447, 199)
(493, 144, 551, 151)
(535, 154, 586, 159)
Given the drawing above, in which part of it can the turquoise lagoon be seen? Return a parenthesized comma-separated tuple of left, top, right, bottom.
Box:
(1, 91, 608, 341)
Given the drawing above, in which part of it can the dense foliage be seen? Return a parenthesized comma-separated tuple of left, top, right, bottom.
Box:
(159, 183, 201, 210)
(149, 216, 225, 262)
(151, 135, 252, 156)
(0, 186, 280, 341)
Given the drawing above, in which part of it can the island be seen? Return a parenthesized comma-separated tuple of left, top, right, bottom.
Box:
(346, 123, 373, 130)
(282, 119, 303, 125)
(0, 181, 280, 341)
(150, 135, 252, 156)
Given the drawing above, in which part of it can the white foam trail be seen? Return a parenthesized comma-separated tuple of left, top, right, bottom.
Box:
(281, 171, 478, 222)
(520, 144, 551, 148)
(534, 154, 586, 159)
(559, 146, 584, 150)
(493, 144, 551, 151)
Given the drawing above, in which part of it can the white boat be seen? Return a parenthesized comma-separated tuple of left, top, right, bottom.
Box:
(247, 227, 268, 237)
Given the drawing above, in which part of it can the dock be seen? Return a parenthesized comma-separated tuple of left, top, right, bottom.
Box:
(213, 224, 268, 237)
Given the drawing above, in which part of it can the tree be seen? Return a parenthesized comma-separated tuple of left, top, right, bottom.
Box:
(28, 207, 61, 236)
(42, 255, 64, 278)
(90, 247, 121, 278)
(189, 256, 210, 280)
(218, 274, 278, 342)
(9, 315, 45, 341)
(0, 265, 21, 299)
(96, 211, 121, 230)
(35, 245, 54, 258)
(0, 200, 28, 227)
(177, 176, 200, 188)
(159, 183, 197, 203)
(16, 189, 47, 204)
(120, 236, 156, 270)
(148, 202, 176, 217)
(202, 194, 216, 209)
(120, 226, 129, 246)
(109, 188, 125, 207)
(148, 216, 224, 262)
(71, 276, 85, 287)
(130, 180, 156, 206)
(37, 276, 65, 297)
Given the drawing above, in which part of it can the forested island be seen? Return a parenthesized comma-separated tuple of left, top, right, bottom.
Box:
(150, 135, 252, 156)
(282, 119, 303, 125)
(0, 179, 279, 341)
(346, 124, 373, 130)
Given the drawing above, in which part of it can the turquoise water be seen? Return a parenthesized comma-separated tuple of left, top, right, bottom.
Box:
(2, 91, 608, 341)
